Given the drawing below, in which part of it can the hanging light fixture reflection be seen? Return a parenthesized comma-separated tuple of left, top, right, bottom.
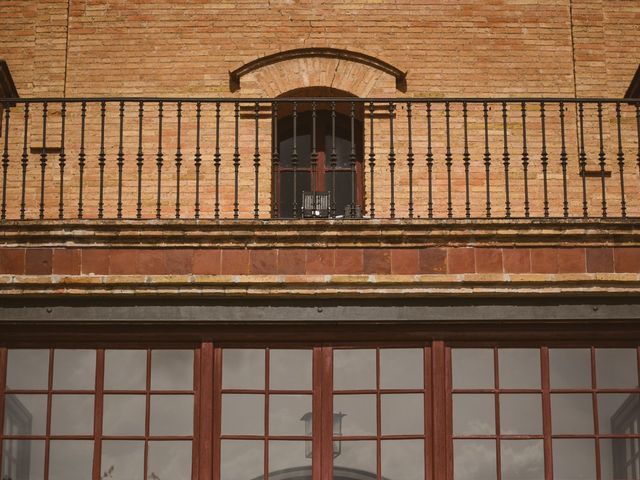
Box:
(301, 412, 346, 459)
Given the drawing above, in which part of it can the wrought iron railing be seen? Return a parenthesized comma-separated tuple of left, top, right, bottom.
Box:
(0, 97, 639, 221)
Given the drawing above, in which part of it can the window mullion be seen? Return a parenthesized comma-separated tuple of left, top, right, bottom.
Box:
(318, 346, 333, 480)
(91, 349, 104, 480)
(212, 347, 222, 480)
(0, 347, 7, 475)
(541, 347, 553, 480)
(432, 341, 448, 480)
(198, 342, 214, 480)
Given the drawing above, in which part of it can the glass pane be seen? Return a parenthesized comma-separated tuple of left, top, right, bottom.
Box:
(324, 133, 353, 169)
(104, 350, 146, 390)
(381, 394, 424, 435)
(501, 440, 544, 480)
(221, 440, 263, 480)
(597, 349, 638, 388)
(102, 395, 146, 436)
(222, 349, 265, 389)
(50, 394, 94, 435)
(500, 394, 542, 435)
(149, 395, 193, 436)
(553, 439, 596, 480)
(100, 440, 144, 480)
(499, 349, 540, 389)
(333, 441, 376, 478)
(1, 439, 44, 480)
(269, 441, 311, 477)
(551, 394, 594, 434)
(6, 350, 49, 390)
(278, 171, 312, 219)
(221, 394, 264, 435)
(151, 350, 193, 390)
(550, 348, 591, 388)
(147, 441, 191, 480)
(598, 393, 640, 434)
(600, 438, 640, 480)
(453, 439, 497, 480)
(380, 348, 423, 389)
(269, 350, 312, 390)
(333, 394, 376, 436)
(327, 171, 356, 218)
(279, 133, 311, 168)
(3, 394, 47, 435)
(269, 394, 312, 436)
(452, 349, 494, 389)
(52, 350, 96, 390)
(382, 439, 424, 480)
(453, 394, 495, 435)
(333, 349, 375, 390)
(48, 440, 93, 480)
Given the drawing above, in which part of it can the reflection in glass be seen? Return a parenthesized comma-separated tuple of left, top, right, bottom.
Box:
(102, 395, 146, 436)
(222, 349, 265, 389)
(150, 395, 193, 436)
(221, 394, 264, 435)
(3, 395, 47, 435)
(269, 395, 312, 436)
(501, 440, 544, 480)
(333, 441, 376, 477)
(453, 394, 495, 435)
(269, 441, 311, 477)
(104, 350, 146, 390)
(334, 350, 376, 390)
(52, 350, 96, 390)
(51, 394, 94, 435)
(549, 349, 591, 388)
(147, 441, 191, 480)
(598, 393, 640, 435)
(596, 349, 638, 388)
(49, 440, 93, 480)
(151, 350, 193, 390)
(381, 394, 424, 435)
(551, 394, 594, 434)
(452, 349, 494, 389)
(600, 438, 640, 480)
(1, 439, 45, 480)
(333, 395, 376, 436)
(499, 349, 540, 389)
(270, 350, 312, 390)
(553, 439, 596, 480)
(6, 350, 49, 390)
(221, 440, 263, 480)
(454, 440, 497, 480)
(500, 394, 542, 435)
(380, 349, 423, 389)
(100, 440, 144, 480)
(382, 440, 424, 480)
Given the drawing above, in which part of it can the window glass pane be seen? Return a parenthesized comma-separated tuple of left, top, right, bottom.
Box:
(380, 348, 423, 389)
(551, 394, 594, 434)
(498, 349, 540, 389)
(149, 395, 193, 436)
(327, 171, 357, 217)
(452, 349, 494, 389)
(453, 394, 495, 435)
(550, 348, 591, 389)
(48, 440, 93, 480)
(324, 134, 353, 169)
(269, 350, 312, 390)
(104, 350, 146, 390)
(333, 349, 375, 390)
(333, 394, 376, 436)
(151, 350, 193, 390)
(147, 441, 191, 480)
(6, 350, 49, 390)
(50, 394, 94, 435)
(102, 395, 146, 436)
(269, 441, 311, 477)
(382, 439, 424, 480)
(269, 394, 311, 436)
(500, 394, 542, 435)
(100, 440, 144, 480)
(552, 439, 596, 480)
(1, 439, 45, 480)
(221, 440, 263, 480)
(600, 438, 640, 480)
(279, 133, 311, 168)
(381, 394, 424, 435)
(501, 440, 544, 480)
(221, 394, 264, 435)
(278, 171, 312, 219)
(454, 439, 497, 480)
(598, 393, 640, 435)
(334, 441, 376, 478)
(222, 349, 264, 389)
(596, 348, 638, 388)
(52, 350, 95, 390)
(3, 394, 47, 435)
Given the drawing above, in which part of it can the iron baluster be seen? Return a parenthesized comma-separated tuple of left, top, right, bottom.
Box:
(559, 102, 569, 218)
(445, 102, 453, 219)
(233, 101, 240, 219)
(98, 101, 106, 219)
(407, 102, 415, 219)
(77, 101, 86, 219)
(426, 102, 434, 219)
(483, 102, 492, 218)
(194, 102, 202, 219)
(136, 101, 144, 219)
(350, 101, 357, 217)
(253, 102, 260, 219)
(156, 101, 163, 219)
(1, 105, 10, 220)
(271, 103, 279, 218)
(330, 101, 337, 217)
(311, 101, 318, 215)
(540, 101, 549, 218)
(388, 102, 396, 219)
(521, 102, 530, 218)
(19, 103, 29, 220)
(175, 101, 182, 219)
(501, 102, 511, 218)
(116, 101, 125, 219)
(578, 102, 588, 217)
(615, 102, 626, 218)
(368, 102, 375, 218)
(597, 102, 607, 217)
(636, 104, 640, 176)
(292, 101, 298, 218)
(38, 102, 48, 219)
(214, 102, 221, 219)
(58, 102, 66, 219)
(462, 102, 471, 218)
